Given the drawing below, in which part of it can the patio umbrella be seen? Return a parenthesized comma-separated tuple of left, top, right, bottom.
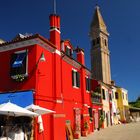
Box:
(25, 104, 55, 115)
(0, 101, 38, 117)
(26, 104, 55, 133)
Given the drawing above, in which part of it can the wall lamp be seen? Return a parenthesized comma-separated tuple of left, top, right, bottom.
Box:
(36, 52, 46, 67)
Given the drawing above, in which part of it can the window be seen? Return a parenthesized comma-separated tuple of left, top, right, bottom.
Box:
(106, 91, 109, 101)
(85, 77, 90, 91)
(126, 94, 128, 100)
(102, 89, 105, 100)
(65, 46, 72, 56)
(10, 50, 27, 76)
(88, 108, 93, 117)
(115, 92, 119, 99)
(92, 39, 96, 46)
(122, 92, 124, 99)
(72, 70, 80, 88)
(112, 92, 114, 99)
(96, 37, 100, 44)
(105, 39, 107, 46)
(109, 93, 112, 101)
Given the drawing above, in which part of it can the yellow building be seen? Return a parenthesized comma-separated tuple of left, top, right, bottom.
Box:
(115, 87, 129, 122)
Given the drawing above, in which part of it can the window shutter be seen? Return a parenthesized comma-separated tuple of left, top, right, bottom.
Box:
(88, 108, 93, 117)
(88, 78, 91, 91)
(85, 77, 87, 90)
(102, 89, 105, 100)
(72, 70, 74, 86)
(76, 72, 80, 87)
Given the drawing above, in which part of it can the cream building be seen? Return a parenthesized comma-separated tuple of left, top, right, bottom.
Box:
(111, 85, 119, 124)
(100, 82, 111, 128)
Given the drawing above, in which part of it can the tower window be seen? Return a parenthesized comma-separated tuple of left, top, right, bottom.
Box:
(72, 70, 80, 88)
(105, 39, 107, 46)
(92, 39, 96, 46)
(96, 37, 100, 44)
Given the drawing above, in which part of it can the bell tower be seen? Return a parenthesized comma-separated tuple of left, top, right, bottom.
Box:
(89, 6, 111, 84)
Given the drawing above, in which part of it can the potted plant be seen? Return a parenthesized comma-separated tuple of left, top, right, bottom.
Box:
(81, 121, 89, 136)
(99, 115, 104, 129)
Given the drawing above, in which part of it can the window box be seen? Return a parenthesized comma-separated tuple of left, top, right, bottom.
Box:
(11, 74, 28, 82)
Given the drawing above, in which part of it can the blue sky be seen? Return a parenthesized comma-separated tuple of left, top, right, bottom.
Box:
(0, 0, 140, 101)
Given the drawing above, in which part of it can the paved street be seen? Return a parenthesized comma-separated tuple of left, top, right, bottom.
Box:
(77, 122, 140, 140)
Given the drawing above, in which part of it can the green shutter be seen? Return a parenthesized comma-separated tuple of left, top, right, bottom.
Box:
(72, 70, 74, 86)
(76, 72, 80, 87)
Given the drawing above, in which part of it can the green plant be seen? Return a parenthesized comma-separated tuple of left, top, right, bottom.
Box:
(83, 121, 89, 130)
(99, 115, 104, 128)
(13, 74, 26, 82)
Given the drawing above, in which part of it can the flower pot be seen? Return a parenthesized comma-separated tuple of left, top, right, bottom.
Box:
(74, 133, 80, 139)
(81, 130, 88, 137)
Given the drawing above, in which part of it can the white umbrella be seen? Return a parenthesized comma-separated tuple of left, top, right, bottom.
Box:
(0, 102, 38, 117)
(26, 104, 55, 133)
(25, 104, 55, 115)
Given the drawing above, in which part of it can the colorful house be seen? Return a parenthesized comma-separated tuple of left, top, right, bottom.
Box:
(116, 87, 129, 123)
(0, 13, 92, 140)
(91, 79, 103, 130)
(0, 4, 130, 140)
(111, 84, 119, 125)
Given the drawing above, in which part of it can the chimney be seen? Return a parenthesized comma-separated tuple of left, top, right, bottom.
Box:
(76, 47, 85, 65)
(49, 14, 61, 50)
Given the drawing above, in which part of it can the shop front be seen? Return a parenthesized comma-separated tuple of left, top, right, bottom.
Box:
(0, 90, 34, 140)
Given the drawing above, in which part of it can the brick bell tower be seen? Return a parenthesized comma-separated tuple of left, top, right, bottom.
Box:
(89, 6, 111, 84)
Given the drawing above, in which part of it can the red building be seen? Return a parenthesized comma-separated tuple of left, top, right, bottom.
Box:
(90, 79, 103, 130)
(0, 14, 94, 140)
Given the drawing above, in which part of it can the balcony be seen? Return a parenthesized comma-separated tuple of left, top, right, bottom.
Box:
(91, 92, 102, 105)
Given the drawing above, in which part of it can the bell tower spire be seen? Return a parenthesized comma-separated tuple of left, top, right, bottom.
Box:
(90, 6, 111, 84)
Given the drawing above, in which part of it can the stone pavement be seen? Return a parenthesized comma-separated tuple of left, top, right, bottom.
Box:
(75, 122, 140, 140)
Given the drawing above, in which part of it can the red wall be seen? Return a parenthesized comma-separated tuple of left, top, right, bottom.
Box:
(0, 45, 36, 92)
(0, 40, 92, 140)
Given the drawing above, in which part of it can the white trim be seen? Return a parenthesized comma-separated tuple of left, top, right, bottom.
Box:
(56, 100, 63, 104)
(86, 90, 90, 93)
(0, 39, 37, 52)
(83, 104, 88, 107)
(0, 38, 56, 55)
(54, 49, 61, 56)
(66, 45, 70, 49)
(49, 28, 61, 33)
(73, 86, 79, 89)
(72, 68, 77, 72)
(14, 50, 27, 54)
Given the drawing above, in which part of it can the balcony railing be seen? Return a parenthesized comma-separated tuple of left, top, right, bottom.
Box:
(91, 92, 102, 105)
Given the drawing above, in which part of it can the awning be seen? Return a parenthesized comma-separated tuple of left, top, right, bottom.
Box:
(0, 90, 33, 107)
(12, 52, 26, 68)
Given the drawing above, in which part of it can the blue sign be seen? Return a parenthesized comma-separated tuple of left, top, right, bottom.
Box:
(0, 90, 33, 107)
